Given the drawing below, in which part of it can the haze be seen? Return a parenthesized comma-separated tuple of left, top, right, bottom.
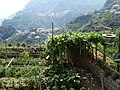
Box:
(0, 0, 106, 20)
(0, 0, 30, 20)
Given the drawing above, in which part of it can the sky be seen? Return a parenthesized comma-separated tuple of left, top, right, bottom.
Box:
(0, 0, 30, 20)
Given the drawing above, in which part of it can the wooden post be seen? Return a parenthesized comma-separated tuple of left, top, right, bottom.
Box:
(80, 41, 81, 55)
(38, 81, 42, 90)
(12, 81, 15, 90)
(100, 71, 104, 90)
(91, 46, 94, 61)
(90, 76, 93, 90)
(51, 22, 54, 64)
(117, 33, 120, 72)
(117, 63, 120, 72)
(55, 79, 57, 90)
(118, 33, 120, 59)
(52, 22, 54, 42)
(18, 81, 20, 89)
(103, 44, 106, 63)
(95, 43, 97, 61)
(114, 59, 120, 73)
(5, 41, 7, 60)
(6, 57, 14, 68)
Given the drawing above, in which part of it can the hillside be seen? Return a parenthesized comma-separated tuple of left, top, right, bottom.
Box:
(2, 0, 106, 30)
(67, 0, 120, 32)
(0, 25, 15, 41)
(66, 14, 93, 30)
(7, 28, 51, 44)
(104, 0, 120, 9)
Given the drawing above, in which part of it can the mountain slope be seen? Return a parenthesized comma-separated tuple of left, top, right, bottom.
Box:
(0, 26, 15, 41)
(104, 0, 120, 9)
(66, 14, 93, 30)
(2, 0, 106, 30)
(67, 0, 120, 32)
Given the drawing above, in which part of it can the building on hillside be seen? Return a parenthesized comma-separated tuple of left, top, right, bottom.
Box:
(114, 11, 120, 14)
(110, 4, 120, 13)
(112, 4, 120, 10)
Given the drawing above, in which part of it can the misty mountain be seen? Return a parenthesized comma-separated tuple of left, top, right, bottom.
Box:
(2, 0, 106, 30)
(104, 0, 120, 9)
(0, 19, 4, 25)
(0, 25, 15, 41)
(67, 0, 120, 32)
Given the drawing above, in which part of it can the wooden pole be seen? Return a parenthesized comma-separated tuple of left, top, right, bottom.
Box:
(51, 22, 54, 63)
(118, 33, 120, 58)
(12, 81, 15, 90)
(39, 81, 42, 90)
(52, 22, 54, 42)
(55, 79, 57, 90)
(95, 43, 97, 61)
(100, 71, 104, 90)
(90, 76, 93, 90)
(6, 57, 14, 68)
(103, 44, 106, 63)
(118, 33, 120, 72)
(5, 41, 7, 60)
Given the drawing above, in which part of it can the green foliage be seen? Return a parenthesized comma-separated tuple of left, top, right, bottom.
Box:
(44, 64, 83, 90)
(17, 51, 30, 61)
(0, 65, 5, 76)
(68, 14, 92, 30)
(20, 51, 29, 59)
(68, 4, 120, 32)
(4, 66, 40, 77)
(97, 29, 120, 59)
(46, 31, 105, 63)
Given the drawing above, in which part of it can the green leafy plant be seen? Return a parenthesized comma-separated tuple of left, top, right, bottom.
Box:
(44, 64, 83, 90)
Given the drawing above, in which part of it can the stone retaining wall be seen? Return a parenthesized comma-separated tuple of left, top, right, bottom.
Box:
(80, 59, 120, 90)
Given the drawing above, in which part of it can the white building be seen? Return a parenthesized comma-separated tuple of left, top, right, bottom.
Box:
(115, 11, 120, 15)
(112, 4, 120, 10)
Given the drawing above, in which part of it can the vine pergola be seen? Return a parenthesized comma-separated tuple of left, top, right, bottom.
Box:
(46, 31, 106, 66)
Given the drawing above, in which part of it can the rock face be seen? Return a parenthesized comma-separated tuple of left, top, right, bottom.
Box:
(2, 0, 106, 30)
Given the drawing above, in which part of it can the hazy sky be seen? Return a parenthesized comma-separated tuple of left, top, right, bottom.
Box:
(0, 0, 30, 20)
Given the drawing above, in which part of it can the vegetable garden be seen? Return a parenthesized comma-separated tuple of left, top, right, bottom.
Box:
(0, 45, 46, 90)
(0, 30, 120, 90)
